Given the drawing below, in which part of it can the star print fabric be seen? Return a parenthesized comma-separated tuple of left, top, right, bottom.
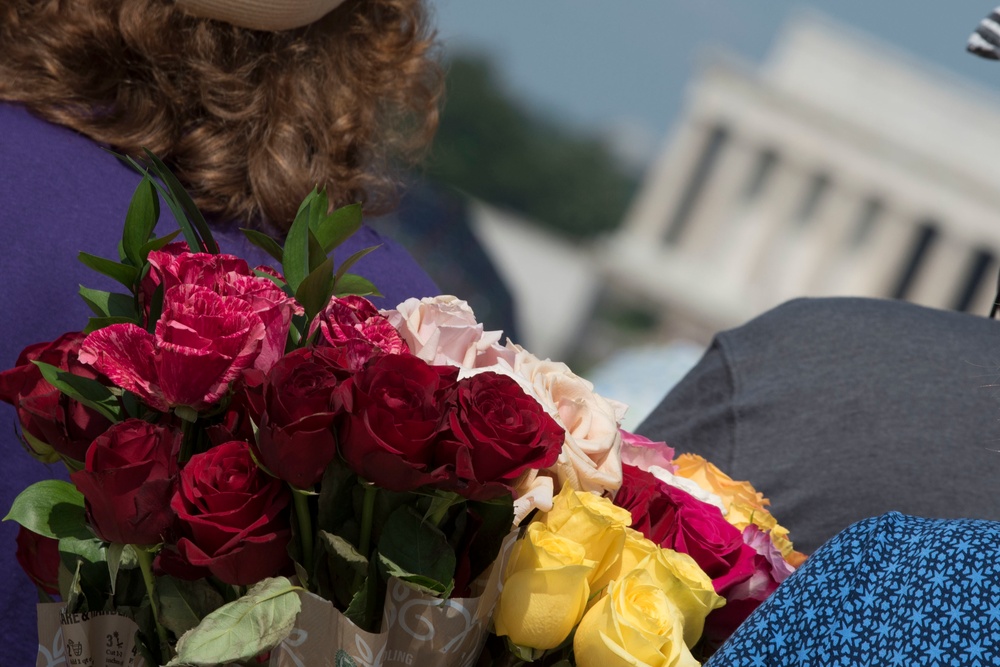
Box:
(706, 512, 1000, 666)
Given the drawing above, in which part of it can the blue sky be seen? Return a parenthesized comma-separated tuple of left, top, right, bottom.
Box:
(432, 1, 1000, 162)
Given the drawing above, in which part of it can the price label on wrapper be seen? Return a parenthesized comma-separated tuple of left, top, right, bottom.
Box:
(36, 604, 147, 667)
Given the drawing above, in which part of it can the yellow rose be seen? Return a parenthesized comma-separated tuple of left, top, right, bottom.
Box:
(591, 527, 659, 596)
(543, 484, 631, 585)
(574, 569, 700, 667)
(494, 522, 595, 650)
(636, 549, 725, 648)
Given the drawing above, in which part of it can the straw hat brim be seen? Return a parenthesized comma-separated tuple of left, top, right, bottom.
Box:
(176, 0, 348, 31)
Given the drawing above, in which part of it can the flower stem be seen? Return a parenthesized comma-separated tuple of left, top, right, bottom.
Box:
(292, 490, 314, 577)
(358, 483, 377, 557)
(135, 547, 170, 665)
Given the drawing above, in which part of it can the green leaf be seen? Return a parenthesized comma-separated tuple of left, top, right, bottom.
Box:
(79, 286, 138, 320)
(139, 229, 182, 258)
(19, 429, 62, 465)
(333, 245, 380, 284)
(343, 552, 383, 633)
(167, 577, 302, 667)
(106, 543, 139, 596)
(333, 273, 381, 298)
(122, 175, 160, 266)
(315, 531, 368, 609)
(3, 480, 89, 539)
(31, 360, 120, 422)
(312, 203, 363, 254)
(465, 494, 515, 585)
(282, 199, 313, 293)
(59, 536, 110, 612)
(78, 252, 139, 289)
(376, 505, 455, 597)
(241, 229, 284, 264)
(157, 576, 226, 639)
(146, 283, 164, 334)
(293, 256, 335, 320)
(141, 149, 219, 254)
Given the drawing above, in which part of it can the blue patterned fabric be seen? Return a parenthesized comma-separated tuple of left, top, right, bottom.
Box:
(707, 513, 1000, 666)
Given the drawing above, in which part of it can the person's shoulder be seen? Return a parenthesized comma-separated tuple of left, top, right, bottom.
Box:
(725, 296, 997, 352)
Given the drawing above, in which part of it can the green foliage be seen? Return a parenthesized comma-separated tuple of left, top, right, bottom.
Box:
(167, 577, 302, 667)
(3, 480, 88, 539)
(427, 54, 639, 238)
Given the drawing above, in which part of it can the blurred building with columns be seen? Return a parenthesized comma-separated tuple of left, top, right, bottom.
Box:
(603, 14, 1000, 342)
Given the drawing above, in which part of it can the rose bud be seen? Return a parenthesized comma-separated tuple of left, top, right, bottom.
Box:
(15, 526, 61, 596)
(255, 347, 353, 489)
(439, 371, 564, 500)
(169, 441, 292, 586)
(338, 353, 459, 492)
(0, 332, 113, 462)
(70, 419, 181, 545)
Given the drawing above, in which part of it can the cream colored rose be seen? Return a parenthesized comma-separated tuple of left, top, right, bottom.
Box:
(574, 569, 700, 667)
(512, 347, 625, 496)
(382, 295, 512, 368)
(494, 521, 595, 650)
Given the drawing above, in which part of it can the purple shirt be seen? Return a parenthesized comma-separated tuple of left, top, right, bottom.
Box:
(0, 102, 437, 665)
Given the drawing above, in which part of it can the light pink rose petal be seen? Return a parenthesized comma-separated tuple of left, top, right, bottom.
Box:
(620, 429, 677, 473)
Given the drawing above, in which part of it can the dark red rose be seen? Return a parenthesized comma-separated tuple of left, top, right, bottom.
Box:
(0, 332, 113, 462)
(169, 441, 292, 586)
(207, 368, 266, 446)
(615, 464, 757, 596)
(310, 296, 409, 356)
(338, 353, 459, 492)
(439, 372, 563, 500)
(255, 347, 354, 489)
(79, 284, 266, 412)
(70, 419, 181, 545)
(15, 526, 60, 596)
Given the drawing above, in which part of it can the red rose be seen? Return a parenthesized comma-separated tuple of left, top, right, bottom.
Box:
(15, 526, 60, 596)
(440, 371, 564, 499)
(169, 441, 292, 586)
(79, 284, 266, 412)
(338, 353, 459, 492)
(255, 347, 354, 489)
(207, 368, 266, 446)
(0, 332, 113, 462)
(615, 464, 757, 596)
(70, 419, 181, 545)
(310, 296, 409, 356)
(145, 246, 302, 373)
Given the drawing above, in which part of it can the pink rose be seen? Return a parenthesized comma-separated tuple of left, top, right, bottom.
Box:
(384, 296, 512, 369)
(703, 525, 796, 643)
(310, 296, 409, 356)
(619, 429, 677, 474)
(143, 246, 302, 373)
(79, 284, 266, 412)
(0, 332, 112, 461)
(70, 419, 181, 545)
(614, 464, 757, 597)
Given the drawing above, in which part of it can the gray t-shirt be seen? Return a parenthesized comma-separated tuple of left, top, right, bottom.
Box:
(637, 297, 1000, 553)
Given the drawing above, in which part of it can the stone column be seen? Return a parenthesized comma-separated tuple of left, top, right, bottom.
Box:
(905, 233, 973, 309)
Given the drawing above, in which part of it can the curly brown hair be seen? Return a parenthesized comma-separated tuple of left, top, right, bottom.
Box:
(0, 0, 442, 232)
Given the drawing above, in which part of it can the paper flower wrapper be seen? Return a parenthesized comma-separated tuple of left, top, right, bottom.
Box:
(271, 532, 514, 667)
(36, 605, 148, 667)
(35, 533, 514, 667)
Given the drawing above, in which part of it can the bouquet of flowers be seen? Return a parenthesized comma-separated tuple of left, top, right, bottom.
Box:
(1, 154, 802, 667)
